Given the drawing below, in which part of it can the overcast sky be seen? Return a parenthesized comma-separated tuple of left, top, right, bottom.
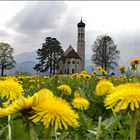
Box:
(0, 1, 140, 62)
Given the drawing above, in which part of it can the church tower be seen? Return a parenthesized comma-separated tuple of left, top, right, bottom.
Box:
(77, 18, 85, 71)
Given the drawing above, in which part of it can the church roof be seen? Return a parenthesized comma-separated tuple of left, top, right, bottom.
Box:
(65, 49, 81, 59)
(64, 45, 73, 56)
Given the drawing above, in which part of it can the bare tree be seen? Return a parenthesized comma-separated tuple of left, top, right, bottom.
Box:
(91, 35, 120, 71)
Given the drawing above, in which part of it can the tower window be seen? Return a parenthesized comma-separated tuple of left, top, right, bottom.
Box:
(79, 33, 80, 37)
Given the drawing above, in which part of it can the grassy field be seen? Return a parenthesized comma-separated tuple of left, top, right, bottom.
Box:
(0, 60, 140, 140)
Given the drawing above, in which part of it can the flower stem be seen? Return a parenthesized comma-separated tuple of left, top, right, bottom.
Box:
(54, 129, 58, 140)
(8, 99, 11, 140)
(130, 110, 137, 140)
(96, 116, 102, 140)
(8, 115, 11, 140)
(28, 122, 36, 140)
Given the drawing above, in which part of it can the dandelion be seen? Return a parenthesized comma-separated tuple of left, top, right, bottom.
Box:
(0, 79, 24, 100)
(96, 79, 114, 96)
(0, 96, 34, 117)
(32, 88, 54, 106)
(119, 65, 125, 74)
(104, 83, 140, 112)
(97, 66, 107, 75)
(91, 71, 98, 76)
(57, 84, 72, 95)
(72, 97, 90, 110)
(74, 91, 81, 98)
(97, 66, 103, 71)
(130, 58, 140, 70)
(101, 69, 107, 75)
(31, 96, 79, 130)
(104, 83, 140, 140)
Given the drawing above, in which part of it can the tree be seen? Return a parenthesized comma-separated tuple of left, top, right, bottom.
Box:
(91, 35, 120, 71)
(0, 43, 16, 76)
(34, 37, 64, 76)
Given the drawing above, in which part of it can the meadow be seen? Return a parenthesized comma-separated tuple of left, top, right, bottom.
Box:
(0, 58, 140, 140)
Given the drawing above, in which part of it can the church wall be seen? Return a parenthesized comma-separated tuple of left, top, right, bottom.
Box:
(58, 58, 82, 74)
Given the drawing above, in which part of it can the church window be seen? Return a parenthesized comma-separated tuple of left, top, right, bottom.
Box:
(68, 61, 71, 64)
(67, 69, 69, 74)
(72, 69, 75, 74)
(72, 61, 75, 64)
(77, 61, 79, 64)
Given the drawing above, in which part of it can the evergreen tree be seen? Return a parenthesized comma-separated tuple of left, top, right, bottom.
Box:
(34, 37, 64, 76)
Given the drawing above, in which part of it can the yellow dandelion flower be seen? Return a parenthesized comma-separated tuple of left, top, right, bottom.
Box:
(105, 83, 140, 112)
(119, 65, 125, 74)
(0, 79, 24, 100)
(57, 84, 72, 95)
(0, 89, 54, 117)
(32, 88, 53, 106)
(74, 91, 81, 98)
(0, 96, 34, 117)
(101, 69, 107, 75)
(80, 71, 87, 74)
(130, 58, 140, 70)
(96, 79, 115, 96)
(30, 96, 79, 130)
(91, 71, 98, 76)
(97, 66, 103, 71)
(2, 101, 9, 108)
(72, 97, 90, 110)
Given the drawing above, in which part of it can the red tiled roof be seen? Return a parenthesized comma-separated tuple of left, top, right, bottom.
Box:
(66, 49, 81, 59)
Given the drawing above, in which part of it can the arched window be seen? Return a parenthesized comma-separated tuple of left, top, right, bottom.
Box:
(68, 61, 70, 64)
(67, 69, 69, 74)
(72, 68, 75, 74)
(72, 61, 75, 64)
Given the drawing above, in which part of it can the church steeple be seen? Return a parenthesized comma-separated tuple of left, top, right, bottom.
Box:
(77, 18, 85, 71)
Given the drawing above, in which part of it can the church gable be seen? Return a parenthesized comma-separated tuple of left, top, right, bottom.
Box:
(66, 49, 81, 59)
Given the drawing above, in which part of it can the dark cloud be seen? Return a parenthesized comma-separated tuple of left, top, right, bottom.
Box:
(6, 1, 68, 35)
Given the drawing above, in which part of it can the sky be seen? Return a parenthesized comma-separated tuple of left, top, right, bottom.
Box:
(0, 1, 140, 62)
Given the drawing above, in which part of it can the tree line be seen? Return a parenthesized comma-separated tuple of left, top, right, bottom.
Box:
(0, 34, 120, 76)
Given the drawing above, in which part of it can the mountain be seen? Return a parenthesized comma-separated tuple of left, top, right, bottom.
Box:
(11, 51, 135, 75)
(14, 50, 37, 63)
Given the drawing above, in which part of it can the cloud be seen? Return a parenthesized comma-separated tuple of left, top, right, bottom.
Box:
(2, 1, 140, 65)
(6, 1, 68, 35)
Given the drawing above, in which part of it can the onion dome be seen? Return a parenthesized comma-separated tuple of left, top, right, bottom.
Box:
(77, 18, 85, 27)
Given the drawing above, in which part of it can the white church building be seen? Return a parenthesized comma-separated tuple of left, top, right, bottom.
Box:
(58, 19, 86, 74)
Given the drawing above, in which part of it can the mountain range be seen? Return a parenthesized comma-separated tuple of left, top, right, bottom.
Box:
(8, 50, 133, 75)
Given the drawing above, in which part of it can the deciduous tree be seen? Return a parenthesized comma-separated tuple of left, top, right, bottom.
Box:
(0, 43, 16, 76)
(91, 35, 120, 71)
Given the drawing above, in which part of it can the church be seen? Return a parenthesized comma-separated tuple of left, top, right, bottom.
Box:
(58, 19, 86, 74)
